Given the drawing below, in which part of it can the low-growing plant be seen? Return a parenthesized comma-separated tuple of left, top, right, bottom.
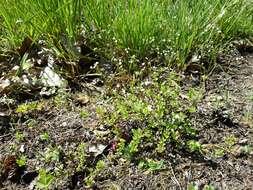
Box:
(26, 118, 38, 128)
(84, 159, 107, 187)
(188, 140, 203, 152)
(128, 128, 145, 153)
(138, 159, 165, 171)
(40, 132, 50, 141)
(36, 169, 54, 190)
(224, 135, 238, 147)
(248, 94, 253, 102)
(53, 90, 71, 109)
(242, 109, 252, 127)
(203, 184, 216, 190)
(241, 145, 252, 155)
(96, 160, 105, 170)
(96, 106, 107, 118)
(85, 175, 94, 188)
(15, 131, 25, 141)
(16, 52, 32, 77)
(103, 71, 200, 158)
(80, 109, 89, 119)
(44, 147, 60, 163)
(188, 183, 198, 190)
(75, 143, 87, 172)
(16, 101, 44, 113)
(213, 147, 225, 158)
(16, 155, 26, 167)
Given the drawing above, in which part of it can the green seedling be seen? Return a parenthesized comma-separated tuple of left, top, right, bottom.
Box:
(224, 135, 237, 147)
(146, 159, 165, 171)
(76, 143, 87, 172)
(15, 131, 25, 141)
(213, 148, 225, 158)
(36, 169, 54, 190)
(16, 101, 44, 113)
(96, 160, 105, 170)
(40, 132, 49, 141)
(16, 53, 31, 77)
(16, 155, 26, 167)
(188, 183, 198, 190)
(128, 128, 144, 153)
(247, 94, 253, 102)
(44, 147, 60, 163)
(84, 160, 106, 188)
(203, 184, 216, 190)
(26, 119, 38, 128)
(241, 145, 252, 155)
(80, 109, 89, 119)
(188, 140, 203, 152)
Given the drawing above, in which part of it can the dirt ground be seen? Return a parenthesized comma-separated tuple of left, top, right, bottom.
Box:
(99, 53, 253, 190)
(171, 53, 253, 190)
(0, 52, 253, 190)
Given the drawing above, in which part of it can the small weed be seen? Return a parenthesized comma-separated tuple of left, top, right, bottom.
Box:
(53, 91, 70, 109)
(16, 155, 26, 167)
(188, 140, 203, 152)
(128, 128, 145, 154)
(36, 169, 54, 190)
(203, 184, 216, 190)
(213, 96, 224, 110)
(247, 94, 253, 102)
(224, 135, 238, 147)
(44, 147, 60, 163)
(96, 106, 107, 118)
(85, 175, 94, 188)
(187, 88, 203, 104)
(241, 145, 252, 155)
(40, 132, 49, 141)
(15, 131, 25, 141)
(16, 101, 44, 113)
(96, 160, 105, 170)
(138, 159, 165, 171)
(26, 119, 38, 128)
(186, 88, 204, 113)
(213, 147, 225, 158)
(84, 160, 107, 188)
(16, 52, 31, 77)
(188, 183, 198, 190)
(75, 143, 87, 172)
(211, 135, 243, 157)
(80, 109, 89, 119)
(242, 110, 252, 126)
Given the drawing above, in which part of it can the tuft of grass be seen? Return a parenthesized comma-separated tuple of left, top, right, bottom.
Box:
(80, 0, 253, 67)
(0, 0, 253, 68)
(0, 0, 83, 58)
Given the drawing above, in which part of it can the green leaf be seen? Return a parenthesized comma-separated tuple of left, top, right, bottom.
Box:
(16, 53, 30, 77)
(16, 155, 26, 167)
(36, 169, 54, 189)
(147, 159, 164, 171)
(40, 132, 50, 141)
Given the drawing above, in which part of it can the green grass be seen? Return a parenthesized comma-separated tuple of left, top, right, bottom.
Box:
(0, 0, 253, 68)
